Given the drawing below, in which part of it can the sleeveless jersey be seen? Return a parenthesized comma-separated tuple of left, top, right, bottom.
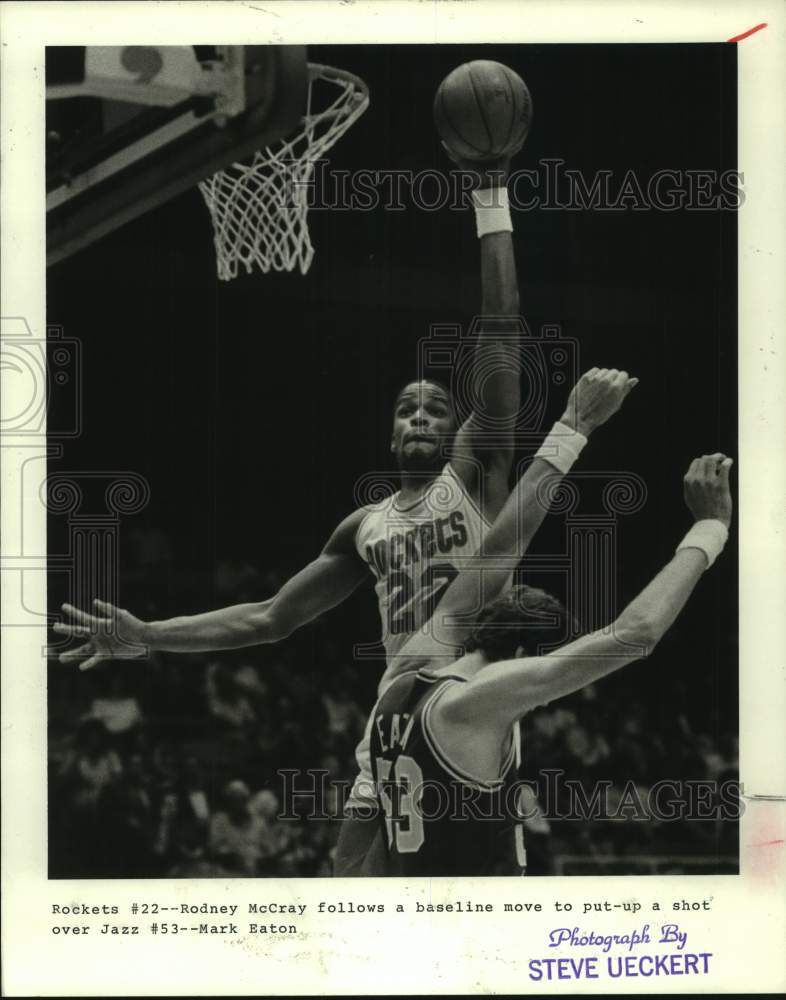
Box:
(354, 463, 487, 672)
(369, 669, 526, 877)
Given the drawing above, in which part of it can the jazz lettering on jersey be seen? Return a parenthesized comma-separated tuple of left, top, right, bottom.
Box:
(374, 710, 424, 854)
(364, 511, 468, 576)
(375, 711, 416, 754)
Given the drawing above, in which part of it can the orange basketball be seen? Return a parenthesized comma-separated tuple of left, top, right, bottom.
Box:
(433, 60, 532, 161)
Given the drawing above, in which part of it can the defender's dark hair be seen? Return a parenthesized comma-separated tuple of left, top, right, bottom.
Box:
(464, 584, 575, 662)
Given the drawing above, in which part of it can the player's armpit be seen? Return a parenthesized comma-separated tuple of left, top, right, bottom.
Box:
(449, 416, 514, 519)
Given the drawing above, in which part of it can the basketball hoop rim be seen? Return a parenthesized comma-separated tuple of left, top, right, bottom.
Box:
(198, 59, 370, 280)
(305, 62, 370, 101)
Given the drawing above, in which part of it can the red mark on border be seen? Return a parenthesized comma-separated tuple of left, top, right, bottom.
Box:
(727, 22, 767, 43)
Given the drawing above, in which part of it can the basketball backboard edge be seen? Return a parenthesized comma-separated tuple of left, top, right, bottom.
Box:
(46, 45, 309, 267)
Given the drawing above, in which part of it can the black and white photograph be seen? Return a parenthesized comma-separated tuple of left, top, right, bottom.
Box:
(45, 38, 739, 880)
(2, 2, 785, 996)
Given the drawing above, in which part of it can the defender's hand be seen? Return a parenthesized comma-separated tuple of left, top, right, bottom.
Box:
(683, 454, 733, 528)
(54, 600, 149, 671)
(560, 368, 639, 437)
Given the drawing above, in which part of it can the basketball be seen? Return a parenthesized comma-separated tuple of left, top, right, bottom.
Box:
(433, 61, 532, 161)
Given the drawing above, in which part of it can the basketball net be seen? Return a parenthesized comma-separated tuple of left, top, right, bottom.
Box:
(199, 64, 369, 280)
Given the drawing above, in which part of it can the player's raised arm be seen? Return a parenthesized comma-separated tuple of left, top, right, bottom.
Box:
(442, 453, 733, 730)
(433, 63, 532, 515)
(55, 507, 368, 669)
(448, 154, 523, 513)
(400, 368, 638, 662)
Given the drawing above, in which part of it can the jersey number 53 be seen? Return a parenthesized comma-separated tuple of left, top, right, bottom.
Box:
(376, 755, 425, 854)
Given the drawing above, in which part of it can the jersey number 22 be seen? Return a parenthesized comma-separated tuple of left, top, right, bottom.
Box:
(388, 562, 459, 636)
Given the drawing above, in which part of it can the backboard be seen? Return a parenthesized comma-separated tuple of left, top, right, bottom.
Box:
(46, 46, 309, 266)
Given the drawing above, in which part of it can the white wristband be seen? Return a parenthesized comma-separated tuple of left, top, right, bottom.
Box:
(676, 519, 729, 569)
(534, 421, 588, 475)
(472, 186, 513, 238)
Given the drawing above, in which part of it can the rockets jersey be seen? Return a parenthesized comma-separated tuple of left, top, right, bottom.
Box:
(369, 669, 526, 877)
(354, 463, 488, 674)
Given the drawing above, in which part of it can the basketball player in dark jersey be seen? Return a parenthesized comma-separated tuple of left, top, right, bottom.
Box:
(368, 447, 733, 876)
(371, 666, 527, 876)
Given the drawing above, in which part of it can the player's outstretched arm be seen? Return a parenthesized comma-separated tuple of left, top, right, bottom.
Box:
(475, 368, 638, 588)
(443, 453, 733, 731)
(447, 153, 522, 515)
(55, 508, 368, 669)
(400, 368, 638, 662)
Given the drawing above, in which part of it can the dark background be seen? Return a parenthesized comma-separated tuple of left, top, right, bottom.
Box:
(47, 43, 738, 877)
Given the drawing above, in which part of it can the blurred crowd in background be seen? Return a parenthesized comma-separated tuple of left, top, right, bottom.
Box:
(49, 540, 739, 879)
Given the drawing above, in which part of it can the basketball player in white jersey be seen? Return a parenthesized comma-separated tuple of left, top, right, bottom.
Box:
(58, 156, 521, 663)
(54, 153, 603, 871)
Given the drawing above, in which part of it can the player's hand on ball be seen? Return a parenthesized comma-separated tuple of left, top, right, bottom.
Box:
(440, 141, 517, 188)
(683, 454, 734, 528)
(54, 599, 149, 671)
(560, 368, 639, 437)
(434, 61, 531, 183)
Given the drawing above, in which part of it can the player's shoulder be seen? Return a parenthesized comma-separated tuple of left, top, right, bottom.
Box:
(380, 657, 442, 690)
(377, 662, 449, 715)
(352, 485, 401, 536)
(360, 479, 400, 514)
(438, 461, 478, 503)
(322, 505, 378, 556)
(330, 494, 401, 555)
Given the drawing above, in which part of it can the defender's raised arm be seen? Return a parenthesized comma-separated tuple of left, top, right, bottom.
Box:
(442, 453, 733, 729)
(399, 368, 639, 662)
